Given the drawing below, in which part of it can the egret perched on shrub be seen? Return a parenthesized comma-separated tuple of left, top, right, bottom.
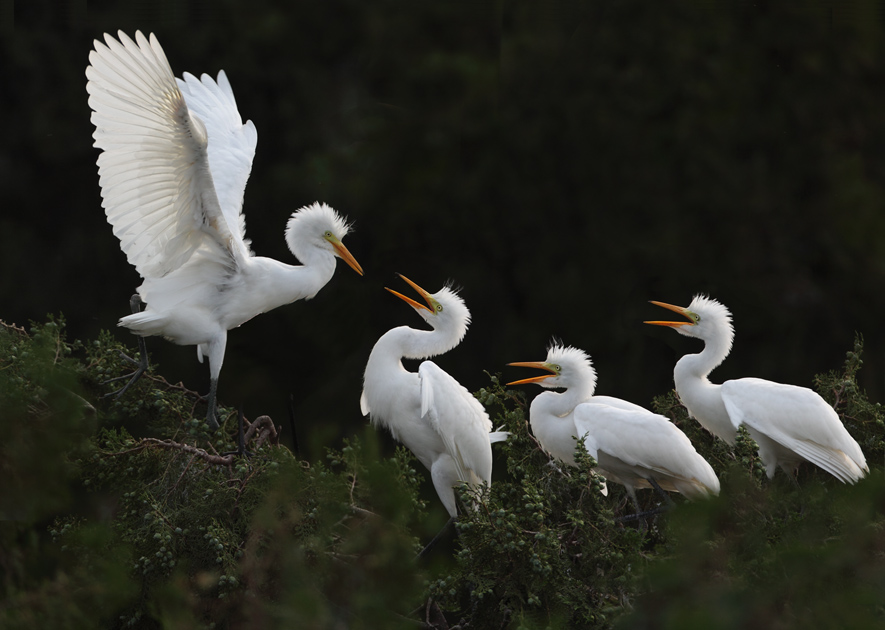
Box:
(646, 295, 867, 483)
(361, 275, 506, 520)
(86, 31, 363, 428)
(509, 344, 719, 503)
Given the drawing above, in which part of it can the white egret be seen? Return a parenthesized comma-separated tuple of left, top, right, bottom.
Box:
(508, 344, 720, 503)
(646, 295, 867, 483)
(86, 31, 363, 429)
(361, 275, 505, 519)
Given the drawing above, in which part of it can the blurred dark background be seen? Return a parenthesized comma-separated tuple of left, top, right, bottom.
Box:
(4, 1, 885, 458)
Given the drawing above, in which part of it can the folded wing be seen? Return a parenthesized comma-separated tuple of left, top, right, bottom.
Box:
(722, 378, 867, 483)
(418, 361, 494, 486)
(575, 403, 720, 498)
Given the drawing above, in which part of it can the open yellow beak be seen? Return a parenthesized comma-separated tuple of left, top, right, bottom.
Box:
(330, 239, 364, 276)
(506, 361, 558, 386)
(385, 274, 433, 312)
(644, 300, 695, 328)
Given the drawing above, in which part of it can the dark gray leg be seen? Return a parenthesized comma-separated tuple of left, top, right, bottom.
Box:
(206, 377, 220, 431)
(417, 516, 456, 559)
(221, 407, 251, 457)
(103, 294, 149, 398)
(616, 478, 673, 526)
(648, 477, 676, 506)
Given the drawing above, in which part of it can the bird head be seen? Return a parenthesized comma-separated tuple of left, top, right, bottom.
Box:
(285, 202, 363, 275)
(645, 294, 734, 346)
(507, 343, 597, 392)
(386, 274, 470, 343)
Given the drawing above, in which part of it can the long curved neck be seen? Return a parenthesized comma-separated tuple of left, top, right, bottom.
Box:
(673, 329, 731, 386)
(244, 253, 337, 311)
(366, 323, 461, 373)
(672, 331, 735, 444)
(531, 377, 595, 420)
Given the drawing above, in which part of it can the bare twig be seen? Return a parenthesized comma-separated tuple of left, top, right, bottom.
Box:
(0, 320, 28, 337)
(107, 438, 236, 466)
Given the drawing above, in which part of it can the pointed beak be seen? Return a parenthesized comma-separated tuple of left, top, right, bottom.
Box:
(330, 238, 364, 276)
(385, 274, 433, 312)
(644, 300, 694, 328)
(506, 361, 557, 386)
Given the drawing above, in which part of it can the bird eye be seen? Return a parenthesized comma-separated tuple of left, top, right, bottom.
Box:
(552, 365, 561, 372)
(435, 304, 443, 312)
(323, 230, 333, 238)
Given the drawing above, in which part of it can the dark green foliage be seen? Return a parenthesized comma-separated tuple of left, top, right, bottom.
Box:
(67, 421, 429, 628)
(814, 334, 885, 467)
(0, 319, 134, 629)
(4, 319, 885, 629)
(617, 472, 885, 630)
(0, 318, 95, 521)
(2, 320, 428, 628)
(619, 339, 885, 629)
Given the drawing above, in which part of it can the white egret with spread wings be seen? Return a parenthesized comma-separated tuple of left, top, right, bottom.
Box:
(86, 31, 363, 428)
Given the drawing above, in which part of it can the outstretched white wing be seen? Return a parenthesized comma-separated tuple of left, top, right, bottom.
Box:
(177, 70, 256, 255)
(86, 30, 246, 279)
(722, 378, 868, 482)
(418, 361, 494, 486)
(575, 403, 720, 495)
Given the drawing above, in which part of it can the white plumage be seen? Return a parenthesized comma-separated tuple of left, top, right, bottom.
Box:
(361, 275, 505, 517)
(86, 31, 363, 427)
(509, 344, 720, 501)
(647, 295, 868, 483)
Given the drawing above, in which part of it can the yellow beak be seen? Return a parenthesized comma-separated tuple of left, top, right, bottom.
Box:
(330, 239, 364, 276)
(385, 274, 433, 312)
(506, 361, 558, 386)
(644, 300, 695, 328)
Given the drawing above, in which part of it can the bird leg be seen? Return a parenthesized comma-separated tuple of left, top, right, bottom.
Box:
(416, 516, 456, 559)
(103, 294, 149, 399)
(220, 407, 252, 458)
(616, 478, 674, 528)
(205, 377, 221, 431)
(648, 477, 676, 507)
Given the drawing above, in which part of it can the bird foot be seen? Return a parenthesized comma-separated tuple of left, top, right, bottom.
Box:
(103, 295, 150, 400)
(615, 503, 671, 533)
(205, 408, 221, 432)
(102, 350, 148, 399)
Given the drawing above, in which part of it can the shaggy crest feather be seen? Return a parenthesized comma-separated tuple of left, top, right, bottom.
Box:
(427, 285, 471, 346)
(285, 202, 351, 255)
(543, 343, 598, 391)
(688, 294, 733, 326)
(546, 343, 592, 369)
(685, 294, 735, 353)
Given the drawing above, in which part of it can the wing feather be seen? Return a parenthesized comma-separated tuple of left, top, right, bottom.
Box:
(574, 403, 720, 495)
(418, 362, 494, 486)
(87, 30, 245, 278)
(722, 378, 867, 481)
(177, 70, 257, 255)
